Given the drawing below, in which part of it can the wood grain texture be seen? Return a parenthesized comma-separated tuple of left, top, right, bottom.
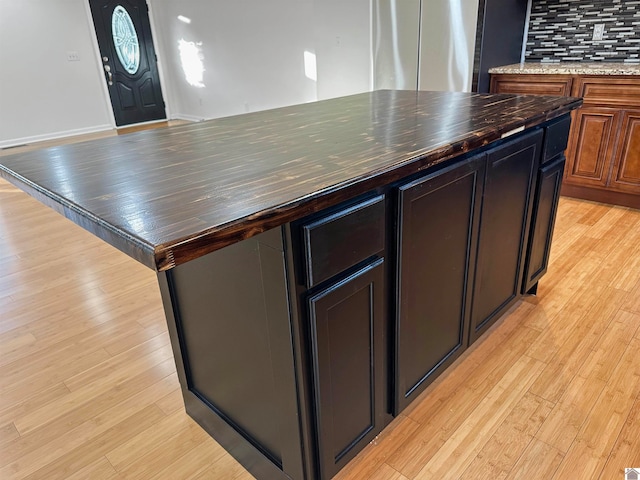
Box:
(0, 90, 581, 271)
(489, 74, 574, 97)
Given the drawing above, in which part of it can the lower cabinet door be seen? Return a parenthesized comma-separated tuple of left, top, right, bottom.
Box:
(396, 155, 484, 412)
(564, 107, 619, 188)
(307, 258, 385, 480)
(470, 130, 541, 344)
(523, 156, 566, 293)
(609, 109, 640, 194)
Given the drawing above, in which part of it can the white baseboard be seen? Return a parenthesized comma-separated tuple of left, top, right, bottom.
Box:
(0, 124, 114, 150)
(170, 114, 205, 122)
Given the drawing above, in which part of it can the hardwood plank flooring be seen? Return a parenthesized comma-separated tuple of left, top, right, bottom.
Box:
(1, 145, 640, 478)
(0, 120, 190, 158)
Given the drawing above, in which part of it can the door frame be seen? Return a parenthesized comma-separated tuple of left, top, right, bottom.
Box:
(82, 0, 172, 128)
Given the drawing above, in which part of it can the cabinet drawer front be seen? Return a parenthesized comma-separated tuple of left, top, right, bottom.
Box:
(576, 77, 640, 108)
(303, 195, 385, 288)
(543, 115, 572, 164)
(490, 74, 573, 96)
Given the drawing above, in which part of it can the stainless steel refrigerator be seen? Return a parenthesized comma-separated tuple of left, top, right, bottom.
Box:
(373, 0, 529, 93)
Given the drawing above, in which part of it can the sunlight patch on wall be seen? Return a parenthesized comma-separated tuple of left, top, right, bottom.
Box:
(178, 38, 205, 88)
(304, 50, 317, 82)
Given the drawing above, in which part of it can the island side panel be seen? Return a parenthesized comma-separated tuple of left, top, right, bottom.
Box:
(157, 228, 305, 480)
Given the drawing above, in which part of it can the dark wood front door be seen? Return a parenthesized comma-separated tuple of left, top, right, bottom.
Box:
(89, 0, 166, 126)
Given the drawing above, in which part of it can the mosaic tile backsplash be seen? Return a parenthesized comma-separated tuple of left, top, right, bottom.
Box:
(525, 0, 640, 63)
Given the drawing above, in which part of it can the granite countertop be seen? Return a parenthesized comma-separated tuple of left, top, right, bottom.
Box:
(489, 62, 640, 76)
(0, 90, 581, 271)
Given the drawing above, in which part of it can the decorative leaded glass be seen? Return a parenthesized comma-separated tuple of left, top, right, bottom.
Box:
(111, 5, 140, 74)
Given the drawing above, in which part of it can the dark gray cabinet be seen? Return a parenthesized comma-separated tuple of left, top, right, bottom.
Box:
(159, 229, 306, 480)
(521, 115, 572, 295)
(159, 118, 569, 480)
(302, 196, 386, 288)
(308, 258, 386, 480)
(395, 129, 545, 410)
(469, 130, 542, 344)
(295, 194, 388, 480)
(523, 155, 566, 294)
(395, 155, 485, 412)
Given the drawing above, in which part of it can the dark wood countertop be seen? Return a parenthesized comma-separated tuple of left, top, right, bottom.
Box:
(0, 90, 581, 271)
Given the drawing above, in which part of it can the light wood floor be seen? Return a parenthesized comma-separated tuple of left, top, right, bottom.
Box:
(1, 147, 640, 478)
(0, 120, 190, 157)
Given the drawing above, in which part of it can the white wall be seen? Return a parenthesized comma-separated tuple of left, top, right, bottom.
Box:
(0, 0, 112, 148)
(150, 0, 316, 120)
(0, 0, 375, 147)
(150, 0, 372, 121)
(311, 0, 372, 100)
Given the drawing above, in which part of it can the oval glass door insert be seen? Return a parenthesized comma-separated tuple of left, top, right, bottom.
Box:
(111, 5, 140, 74)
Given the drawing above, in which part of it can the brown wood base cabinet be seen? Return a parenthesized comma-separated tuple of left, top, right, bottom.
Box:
(490, 73, 640, 209)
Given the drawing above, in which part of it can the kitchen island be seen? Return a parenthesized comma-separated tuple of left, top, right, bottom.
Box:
(0, 90, 581, 480)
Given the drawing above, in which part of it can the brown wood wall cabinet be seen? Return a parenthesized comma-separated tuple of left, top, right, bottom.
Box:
(490, 72, 640, 209)
(0, 91, 581, 480)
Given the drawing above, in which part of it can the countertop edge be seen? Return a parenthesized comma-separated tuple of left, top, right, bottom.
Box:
(489, 62, 640, 76)
(0, 166, 158, 271)
(154, 97, 582, 271)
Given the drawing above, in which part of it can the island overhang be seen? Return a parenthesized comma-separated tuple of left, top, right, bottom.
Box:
(0, 90, 581, 271)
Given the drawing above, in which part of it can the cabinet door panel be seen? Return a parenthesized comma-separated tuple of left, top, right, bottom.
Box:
(471, 131, 541, 343)
(308, 258, 385, 480)
(610, 110, 640, 194)
(523, 156, 565, 293)
(565, 107, 619, 188)
(396, 155, 484, 412)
